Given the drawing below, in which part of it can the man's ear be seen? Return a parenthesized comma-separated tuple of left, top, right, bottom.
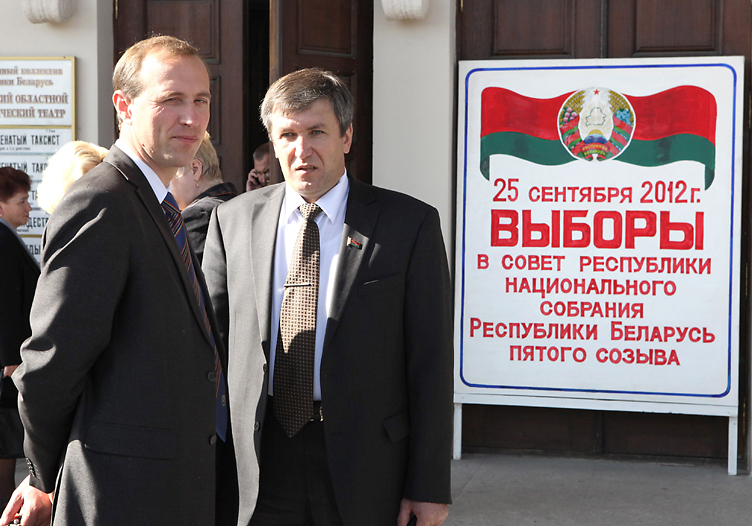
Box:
(113, 90, 132, 125)
(342, 124, 353, 155)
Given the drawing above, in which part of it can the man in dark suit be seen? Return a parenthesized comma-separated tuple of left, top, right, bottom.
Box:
(0, 36, 224, 526)
(203, 69, 453, 526)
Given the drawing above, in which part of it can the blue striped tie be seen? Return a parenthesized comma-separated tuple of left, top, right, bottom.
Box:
(162, 192, 227, 441)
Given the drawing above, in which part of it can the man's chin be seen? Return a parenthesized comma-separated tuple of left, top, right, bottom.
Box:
(162, 154, 197, 170)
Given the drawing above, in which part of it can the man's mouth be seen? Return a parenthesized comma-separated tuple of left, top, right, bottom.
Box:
(173, 135, 199, 144)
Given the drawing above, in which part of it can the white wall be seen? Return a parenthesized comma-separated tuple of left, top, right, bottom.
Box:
(372, 1, 456, 252)
(0, 0, 114, 146)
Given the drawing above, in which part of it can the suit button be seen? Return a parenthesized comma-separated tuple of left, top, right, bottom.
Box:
(209, 435, 217, 446)
(26, 458, 36, 477)
(207, 371, 216, 382)
(254, 421, 260, 431)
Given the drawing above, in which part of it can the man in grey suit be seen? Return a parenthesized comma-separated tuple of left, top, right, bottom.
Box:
(203, 69, 453, 526)
(1, 36, 223, 526)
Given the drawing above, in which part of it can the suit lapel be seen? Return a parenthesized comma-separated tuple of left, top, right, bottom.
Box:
(104, 146, 212, 345)
(251, 185, 285, 359)
(323, 178, 379, 349)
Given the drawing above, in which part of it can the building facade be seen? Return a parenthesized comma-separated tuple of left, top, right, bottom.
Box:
(1, 0, 749, 469)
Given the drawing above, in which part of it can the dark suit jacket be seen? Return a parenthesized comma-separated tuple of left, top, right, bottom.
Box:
(182, 182, 238, 264)
(15, 146, 224, 525)
(203, 177, 453, 526)
(0, 223, 39, 419)
(0, 222, 39, 369)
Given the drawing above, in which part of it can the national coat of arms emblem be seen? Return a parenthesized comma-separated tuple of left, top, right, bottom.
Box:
(558, 87, 635, 162)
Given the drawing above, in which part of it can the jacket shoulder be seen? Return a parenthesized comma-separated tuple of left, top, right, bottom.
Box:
(0, 227, 28, 270)
(351, 179, 438, 222)
(182, 196, 219, 222)
(0, 223, 18, 245)
(215, 183, 282, 218)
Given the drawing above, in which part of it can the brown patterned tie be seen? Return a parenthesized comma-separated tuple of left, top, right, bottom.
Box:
(273, 202, 323, 437)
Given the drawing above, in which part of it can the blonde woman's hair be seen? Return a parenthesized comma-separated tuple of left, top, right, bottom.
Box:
(194, 132, 222, 183)
(37, 141, 108, 213)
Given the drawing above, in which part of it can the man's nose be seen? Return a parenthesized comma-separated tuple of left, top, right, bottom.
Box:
(180, 103, 204, 126)
(294, 136, 312, 158)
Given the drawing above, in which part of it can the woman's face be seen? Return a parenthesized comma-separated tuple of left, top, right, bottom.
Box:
(0, 190, 31, 230)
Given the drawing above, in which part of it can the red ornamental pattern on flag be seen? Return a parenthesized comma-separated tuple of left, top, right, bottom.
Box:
(479, 86, 717, 189)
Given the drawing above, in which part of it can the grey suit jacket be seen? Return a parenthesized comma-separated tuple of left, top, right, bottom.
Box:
(15, 146, 223, 525)
(203, 177, 453, 526)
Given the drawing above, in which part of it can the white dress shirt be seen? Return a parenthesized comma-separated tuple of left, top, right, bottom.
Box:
(115, 139, 169, 203)
(269, 173, 350, 400)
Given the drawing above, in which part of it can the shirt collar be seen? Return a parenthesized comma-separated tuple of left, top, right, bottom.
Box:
(115, 139, 169, 203)
(283, 171, 349, 225)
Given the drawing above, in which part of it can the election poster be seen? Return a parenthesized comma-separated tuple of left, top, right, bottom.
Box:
(454, 57, 743, 469)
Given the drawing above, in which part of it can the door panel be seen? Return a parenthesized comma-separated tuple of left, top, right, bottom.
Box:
(609, 0, 721, 57)
(460, 0, 602, 59)
(493, 0, 571, 56)
(298, 2, 354, 56)
(145, 2, 218, 54)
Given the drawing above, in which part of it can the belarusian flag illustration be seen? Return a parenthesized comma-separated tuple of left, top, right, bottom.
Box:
(480, 85, 717, 188)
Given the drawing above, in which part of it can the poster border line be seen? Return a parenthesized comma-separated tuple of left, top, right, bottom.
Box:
(458, 62, 739, 399)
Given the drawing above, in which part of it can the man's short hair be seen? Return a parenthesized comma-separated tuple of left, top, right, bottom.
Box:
(112, 35, 205, 126)
(253, 142, 272, 162)
(195, 132, 222, 183)
(260, 68, 354, 137)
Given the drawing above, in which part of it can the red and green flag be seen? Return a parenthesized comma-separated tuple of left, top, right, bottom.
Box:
(480, 86, 717, 188)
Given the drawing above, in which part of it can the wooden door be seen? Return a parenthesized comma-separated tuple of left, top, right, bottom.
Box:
(246, 0, 271, 171)
(270, 0, 374, 184)
(459, 0, 751, 460)
(460, 0, 751, 61)
(114, 0, 246, 191)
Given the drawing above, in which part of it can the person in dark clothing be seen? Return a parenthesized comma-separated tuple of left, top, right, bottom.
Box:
(0, 166, 39, 509)
(171, 132, 238, 262)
